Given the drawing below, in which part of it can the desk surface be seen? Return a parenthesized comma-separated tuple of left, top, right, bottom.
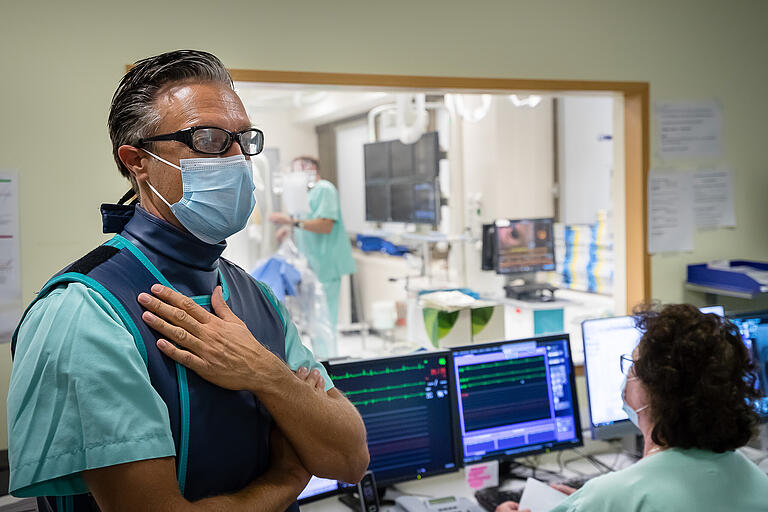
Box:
(301, 445, 635, 511)
(301, 440, 768, 511)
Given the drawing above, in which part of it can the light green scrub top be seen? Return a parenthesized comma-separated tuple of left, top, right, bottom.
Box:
(295, 180, 356, 284)
(551, 448, 768, 512)
(7, 281, 333, 498)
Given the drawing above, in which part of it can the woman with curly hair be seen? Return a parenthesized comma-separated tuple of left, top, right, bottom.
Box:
(498, 304, 768, 512)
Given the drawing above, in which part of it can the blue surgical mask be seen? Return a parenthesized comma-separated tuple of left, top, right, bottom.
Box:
(620, 374, 649, 428)
(143, 150, 256, 244)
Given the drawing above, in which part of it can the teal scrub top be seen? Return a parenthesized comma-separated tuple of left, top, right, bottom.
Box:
(7, 281, 333, 498)
(295, 180, 356, 283)
(551, 448, 768, 512)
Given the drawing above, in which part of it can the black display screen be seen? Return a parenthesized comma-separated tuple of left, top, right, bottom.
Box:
(329, 352, 459, 486)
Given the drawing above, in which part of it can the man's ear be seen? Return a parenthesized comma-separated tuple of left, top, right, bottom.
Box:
(117, 145, 149, 183)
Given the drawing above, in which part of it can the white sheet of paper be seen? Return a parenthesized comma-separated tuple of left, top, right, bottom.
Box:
(0, 170, 21, 343)
(693, 169, 736, 229)
(656, 100, 722, 159)
(518, 478, 568, 512)
(648, 171, 694, 254)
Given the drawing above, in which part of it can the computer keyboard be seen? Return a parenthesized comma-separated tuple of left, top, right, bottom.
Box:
(474, 476, 593, 511)
(555, 476, 591, 490)
(474, 488, 522, 512)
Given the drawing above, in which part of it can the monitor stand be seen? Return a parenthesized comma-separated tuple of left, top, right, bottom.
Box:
(503, 274, 557, 302)
(338, 487, 394, 511)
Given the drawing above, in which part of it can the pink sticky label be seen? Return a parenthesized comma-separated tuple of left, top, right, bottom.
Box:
(465, 460, 499, 490)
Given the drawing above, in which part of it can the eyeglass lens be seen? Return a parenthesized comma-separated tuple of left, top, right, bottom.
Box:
(190, 128, 263, 155)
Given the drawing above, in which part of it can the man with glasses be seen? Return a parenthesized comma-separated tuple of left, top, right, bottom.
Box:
(7, 50, 369, 512)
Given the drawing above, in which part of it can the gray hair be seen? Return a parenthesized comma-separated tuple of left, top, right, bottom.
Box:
(107, 50, 234, 193)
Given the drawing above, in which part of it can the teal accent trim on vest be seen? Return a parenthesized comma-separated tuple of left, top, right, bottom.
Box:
(56, 497, 63, 511)
(255, 281, 286, 334)
(106, 235, 230, 304)
(105, 235, 194, 496)
(21, 273, 149, 366)
(175, 363, 190, 495)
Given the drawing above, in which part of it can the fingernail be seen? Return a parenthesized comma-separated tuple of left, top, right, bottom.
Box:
(311, 369, 320, 376)
(151, 284, 163, 293)
(157, 339, 168, 349)
(138, 293, 151, 305)
(143, 311, 157, 322)
(298, 367, 308, 376)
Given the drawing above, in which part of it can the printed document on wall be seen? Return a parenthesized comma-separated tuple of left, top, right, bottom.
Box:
(648, 171, 694, 254)
(693, 169, 736, 229)
(0, 170, 21, 343)
(656, 100, 722, 159)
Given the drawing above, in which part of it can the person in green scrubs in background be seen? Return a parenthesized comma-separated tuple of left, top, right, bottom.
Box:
(270, 157, 356, 349)
(497, 304, 768, 512)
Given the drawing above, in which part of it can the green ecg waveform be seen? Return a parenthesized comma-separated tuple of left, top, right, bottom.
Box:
(351, 392, 426, 407)
(331, 363, 427, 381)
(460, 371, 546, 390)
(458, 356, 543, 373)
(344, 381, 425, 396)
(459, 368, 546, 384)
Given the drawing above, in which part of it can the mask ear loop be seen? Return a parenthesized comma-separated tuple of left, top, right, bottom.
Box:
(624, 375, 650, 414)
(141, 148, 181, 209)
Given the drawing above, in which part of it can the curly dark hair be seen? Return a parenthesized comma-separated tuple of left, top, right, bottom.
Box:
(633, 303, 760, 452)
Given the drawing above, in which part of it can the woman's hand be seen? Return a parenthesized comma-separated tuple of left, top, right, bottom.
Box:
(495, 502, 530, 512)
(550, 483, 578, 495)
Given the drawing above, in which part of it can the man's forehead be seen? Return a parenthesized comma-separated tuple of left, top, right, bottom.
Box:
(155, 82, 250, 129)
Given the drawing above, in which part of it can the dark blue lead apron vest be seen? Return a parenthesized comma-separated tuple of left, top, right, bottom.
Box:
(12, 205, 300, 512)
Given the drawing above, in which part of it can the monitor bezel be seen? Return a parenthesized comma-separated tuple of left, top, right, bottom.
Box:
(449, 334, 584, 465)
(493, 217, 557, 275)
(580, 316, 641, 441)
(328, 350, 461, 488)
(726, 309, 768, 422)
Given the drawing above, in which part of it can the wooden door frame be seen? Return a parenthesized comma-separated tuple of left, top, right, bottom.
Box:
(229, 70, 650, 310)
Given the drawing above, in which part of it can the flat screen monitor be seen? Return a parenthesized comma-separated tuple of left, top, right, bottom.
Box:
(451, 335, 583, 464)
(364, 132, 440, 225)
(413, 132, 440, 178)
(297, 476, 339, 504)
(581, 306, 726, 440)
(390, 182, 414, 222)
(365, 183, 390, 222)
(390, 139, 415, 178)
(727, 310, 768, 419)
(495, 218, 556, 275)
(411, 182, 439, 224)
(328, 351, 459, 487)
(364, 141, 390, 181)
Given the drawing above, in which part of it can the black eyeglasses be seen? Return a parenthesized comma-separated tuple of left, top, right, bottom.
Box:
(620, 354, 635, 375)
(139, 126, 264, 156)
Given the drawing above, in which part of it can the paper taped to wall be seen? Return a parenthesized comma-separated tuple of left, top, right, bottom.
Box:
(656, 100, 722, 159)
(693, 169, 736, 229)
(648, 171, 694, 254)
